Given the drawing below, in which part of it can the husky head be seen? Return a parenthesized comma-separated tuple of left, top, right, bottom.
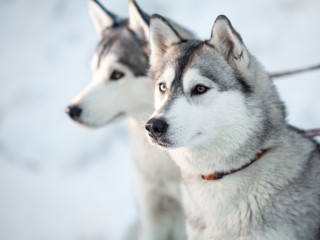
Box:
(146, 14, 286, 159)
(66, 0, 152, 127)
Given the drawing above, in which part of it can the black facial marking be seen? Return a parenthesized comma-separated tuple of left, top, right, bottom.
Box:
(171, 41, 205, 93)
(236, 75, 252, 94)
(97, 24, 128, 68)
(96, 22, 149, 77)
(199, 67, 228, 92)
(118, 53, 148, 77)
(153, 41, 205, 114)
(118, 28, 149, 77)
(204, 40, 215, 49)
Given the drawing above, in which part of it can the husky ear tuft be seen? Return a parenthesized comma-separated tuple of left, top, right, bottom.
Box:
(128, 0, 150, 40)
(150, 14, 182, 67)
(88, 0, 121, 38)
(209, 15, 249, 71)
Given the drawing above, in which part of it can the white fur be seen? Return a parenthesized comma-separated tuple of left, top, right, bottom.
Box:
(149, 18, 181, 68)
(151, 70, 319, 240)
(172, 133, 317, 240)
(71, 54, 152, 127)
(128, 0, 149, 39)
(68, 3, 198, 239)
(151, 68, 260, 174)
(210, 16, 250, 72)
(127, 118, 185, 240)
(88, 0, 116, 38)
(70, 55, 185, 240)
(70, 53, 186, 240)
(154, 67, 175, 110)
(147, 14, 320, 240)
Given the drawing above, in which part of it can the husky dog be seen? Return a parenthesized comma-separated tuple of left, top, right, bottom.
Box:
(66, 1, 195, 239)
(146, 14, 320, 240)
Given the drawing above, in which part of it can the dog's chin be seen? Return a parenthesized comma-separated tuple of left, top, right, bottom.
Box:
(147, 135, 173, 149)
(76, 112, 126, 128)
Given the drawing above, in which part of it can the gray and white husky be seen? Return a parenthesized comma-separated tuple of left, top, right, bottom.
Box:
(146, 14, 320, 240)
(66, 1, 194, 239)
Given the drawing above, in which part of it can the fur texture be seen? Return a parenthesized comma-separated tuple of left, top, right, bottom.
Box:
(146, 14, 320, 240)
(66, 1, 195, 239)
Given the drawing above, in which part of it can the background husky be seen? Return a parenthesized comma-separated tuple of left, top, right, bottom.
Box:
(146, 14, 320, 240)
(66, 1, 194, 239)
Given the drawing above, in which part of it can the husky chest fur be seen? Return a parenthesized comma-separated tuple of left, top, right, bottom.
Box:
(146, 14, 320, 240)
(66, 1, 195, 239)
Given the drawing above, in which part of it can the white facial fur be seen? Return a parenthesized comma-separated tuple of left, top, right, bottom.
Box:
(70, 53, 152, 127)
(154, 67, 175, 111)
(152, 68, 257, 150)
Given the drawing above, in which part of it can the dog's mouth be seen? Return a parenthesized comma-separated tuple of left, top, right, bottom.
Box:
(76, 111, 126, 128)
(105, 111, 126, 124)
(148, 134, 171, 148)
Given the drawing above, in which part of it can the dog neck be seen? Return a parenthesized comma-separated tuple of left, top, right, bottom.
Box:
(201, 149, 267, 180)
(168, 129, 277, 177)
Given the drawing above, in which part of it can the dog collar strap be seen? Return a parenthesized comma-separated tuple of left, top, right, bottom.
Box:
(201, 149, 268, 181)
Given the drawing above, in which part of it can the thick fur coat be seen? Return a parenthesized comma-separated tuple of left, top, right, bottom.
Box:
(146, 14, 320, 240)
(67, 1, 194, 239)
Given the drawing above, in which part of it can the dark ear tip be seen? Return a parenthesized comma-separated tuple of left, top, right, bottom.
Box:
(215, 15, 231, 24)
(151, 14, 165, 21)
(129, 0, 150, 25)
(151, 14, 169, 26)
(128, 0, 136, 5)
(89, 0, 99, 4)
(216, 15, 228, 20)
(89, 0, 122, 27)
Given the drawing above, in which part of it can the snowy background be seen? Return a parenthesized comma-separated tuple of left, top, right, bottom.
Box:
(0, 0, 319, 239)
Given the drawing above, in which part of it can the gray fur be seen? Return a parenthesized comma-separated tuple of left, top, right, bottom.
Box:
(97, 23, 149, 76)
(68, 2, 196, 240)
(147, 14, 320, 240)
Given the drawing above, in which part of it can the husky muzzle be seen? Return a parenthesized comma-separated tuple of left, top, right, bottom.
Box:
(145, 118, 170, 147)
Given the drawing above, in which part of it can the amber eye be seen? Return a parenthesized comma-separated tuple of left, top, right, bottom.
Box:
(159, 83, 166, 93)
(192, 85, 208, 95)
(110, 70, 124, 81)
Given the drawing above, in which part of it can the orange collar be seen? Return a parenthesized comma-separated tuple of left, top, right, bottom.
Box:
(201, 149, 268, 181)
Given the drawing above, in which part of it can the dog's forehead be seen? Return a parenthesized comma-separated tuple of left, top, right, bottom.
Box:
(95, 24, 149, 76)
(157, 41, 249, 94)
(160, 40, 211, 91)
(159, 67, 175, 86)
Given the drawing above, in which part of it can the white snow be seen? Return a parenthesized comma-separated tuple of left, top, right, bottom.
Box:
(0, 0, 319, 239)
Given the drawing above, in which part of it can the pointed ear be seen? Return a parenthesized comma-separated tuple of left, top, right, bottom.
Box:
(128, 0, 150, 40)
(209, 15, 249, 71)
(88, 0, 121, 38)
(149, 14, 182, 67)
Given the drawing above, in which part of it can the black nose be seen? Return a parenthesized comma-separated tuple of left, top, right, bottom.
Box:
(65, 105, 82, 121)
(145, 118, 168, 138)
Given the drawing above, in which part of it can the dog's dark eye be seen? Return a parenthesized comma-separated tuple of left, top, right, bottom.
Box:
(110, 70, 124, 81)
(159, 83, 166, 93)
(192, 85, 208, 95)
